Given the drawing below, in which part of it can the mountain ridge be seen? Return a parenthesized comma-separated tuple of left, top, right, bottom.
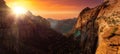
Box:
(0, 0, 76, 54)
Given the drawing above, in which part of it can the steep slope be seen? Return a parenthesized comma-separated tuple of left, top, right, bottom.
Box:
(26, 11, 50, 27)
(0, 0, 76, 54)
(0, 0, 15, 54)
(72, 0, 120, 54)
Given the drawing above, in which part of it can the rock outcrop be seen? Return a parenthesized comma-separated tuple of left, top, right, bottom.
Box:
(72, 0, 120, 54)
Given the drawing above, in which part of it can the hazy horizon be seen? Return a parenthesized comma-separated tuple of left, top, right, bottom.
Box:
(5, 0, 103, 20)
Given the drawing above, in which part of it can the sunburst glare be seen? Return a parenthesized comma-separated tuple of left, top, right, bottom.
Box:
(12, 6, 27, 15)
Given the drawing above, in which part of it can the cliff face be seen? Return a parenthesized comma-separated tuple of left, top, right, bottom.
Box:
(96, 0, 120, 54)
(73, 0, 120, 54)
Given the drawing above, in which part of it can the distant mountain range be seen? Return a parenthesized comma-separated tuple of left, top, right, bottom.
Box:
(47, 18, 77, 33)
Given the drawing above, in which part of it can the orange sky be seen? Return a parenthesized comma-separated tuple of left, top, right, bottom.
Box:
(5, 0, 103, 20)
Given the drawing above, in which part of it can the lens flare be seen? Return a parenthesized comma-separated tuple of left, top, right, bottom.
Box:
(12, 6, 27, 14)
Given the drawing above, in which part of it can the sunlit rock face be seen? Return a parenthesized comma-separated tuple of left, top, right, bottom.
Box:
(72, 0, 120, 54)
(96, 0, 120, 54)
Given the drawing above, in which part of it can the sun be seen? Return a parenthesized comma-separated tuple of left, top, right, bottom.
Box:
(12, 6, 27, 15)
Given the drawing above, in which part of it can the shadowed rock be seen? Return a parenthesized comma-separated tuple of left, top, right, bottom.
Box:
(0, 0, 76, 54)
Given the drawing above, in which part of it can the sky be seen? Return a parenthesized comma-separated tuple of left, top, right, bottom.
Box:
(5, 0, 103, 20)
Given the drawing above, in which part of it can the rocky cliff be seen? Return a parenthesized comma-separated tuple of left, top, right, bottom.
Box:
(72, 0, 120, 54)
